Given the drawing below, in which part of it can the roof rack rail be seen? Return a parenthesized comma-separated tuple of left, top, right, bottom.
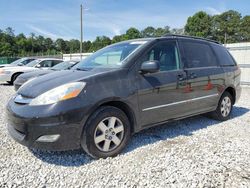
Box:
(162, 34, 220, 44)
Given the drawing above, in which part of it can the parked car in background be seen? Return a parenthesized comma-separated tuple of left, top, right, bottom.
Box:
(0, 58, 63, 84)
(7, 35, 241, 159)
(14, 60, 79, 91)
(0, 57, 36, 68)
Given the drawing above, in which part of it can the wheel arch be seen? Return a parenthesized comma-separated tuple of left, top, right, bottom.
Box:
(85, 98, 138, 134)
(223, 86, 236, 105)
(11, 72, 23, 82)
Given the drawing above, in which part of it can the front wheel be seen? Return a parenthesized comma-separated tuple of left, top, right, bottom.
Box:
(81, 106, 131, 159)
(210, 91, 233, 121)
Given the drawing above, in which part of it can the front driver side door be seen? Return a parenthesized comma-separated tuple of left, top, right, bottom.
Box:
(136, 39, 189, 127)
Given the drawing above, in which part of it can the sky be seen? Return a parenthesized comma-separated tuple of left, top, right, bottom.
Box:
(0, 0, 249, 41)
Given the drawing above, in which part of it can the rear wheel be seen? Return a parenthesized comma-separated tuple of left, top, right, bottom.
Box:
(210, 91, 233, 121)
(81, 106, 131, 159)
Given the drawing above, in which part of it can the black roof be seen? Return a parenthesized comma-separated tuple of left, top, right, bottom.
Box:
(162, 34, 221, 44)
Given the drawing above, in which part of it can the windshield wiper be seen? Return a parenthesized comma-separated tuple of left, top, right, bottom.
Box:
(76, 68, 89, 71)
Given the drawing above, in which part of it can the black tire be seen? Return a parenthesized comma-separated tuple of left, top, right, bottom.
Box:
(10, 73, 22, 85)
(210, 91, 233, 121)
(81, 106, 131, 159)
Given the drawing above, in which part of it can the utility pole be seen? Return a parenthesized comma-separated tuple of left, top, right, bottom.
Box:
(224, 32, 227, 45)
(80, 4, 83, 59)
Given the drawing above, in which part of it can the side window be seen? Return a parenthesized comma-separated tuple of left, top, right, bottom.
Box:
(52, 60, 62, 66)
(140, 41, 180, 71)
(21, 59, 33, 65)
(212, 44, 236, 66)
(39, 60, 53, 67)
(27, 59, 35, 63)
(180, 40, 217, 68)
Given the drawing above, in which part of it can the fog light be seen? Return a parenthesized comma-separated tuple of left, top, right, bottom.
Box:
(36, 134, 60, 142)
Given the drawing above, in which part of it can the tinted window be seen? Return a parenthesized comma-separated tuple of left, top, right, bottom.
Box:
(212, 44, 236, 66)
(39, 60, 53, 67)
(181, 40, 217, 68)
(52, 60, 63, 66)
(21, 59, 34, 65)
(140, 41, 180, 71)
(51, 61, 77, 70)
(26, 59, 42, 67)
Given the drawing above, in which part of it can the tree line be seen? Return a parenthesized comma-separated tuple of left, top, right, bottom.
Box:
(185, 10, 250, 43)
(0, 10, 249, 57)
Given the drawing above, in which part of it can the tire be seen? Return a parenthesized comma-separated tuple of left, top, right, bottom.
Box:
(10, 73, 21, 85)
(81, 106, 131, 159)
(210, 91, 233, 121)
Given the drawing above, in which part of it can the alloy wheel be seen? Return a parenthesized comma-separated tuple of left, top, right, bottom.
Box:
(94, 117, 124, 152)
(220, 96, 232, 117)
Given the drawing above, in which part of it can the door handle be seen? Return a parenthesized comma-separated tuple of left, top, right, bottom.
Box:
(189, 72, 197, 79)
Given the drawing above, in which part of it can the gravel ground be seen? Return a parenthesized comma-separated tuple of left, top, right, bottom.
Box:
(0, 84, 250, 188)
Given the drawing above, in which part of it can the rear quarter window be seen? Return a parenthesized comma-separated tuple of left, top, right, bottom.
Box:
(52, 60, 63, 66)
(212, 44, 236, 66)
(180, 39, 218, 68)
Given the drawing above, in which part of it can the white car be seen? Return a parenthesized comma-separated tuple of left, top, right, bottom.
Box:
(0, 57, 36, 68)
(0, 58, 63, 84)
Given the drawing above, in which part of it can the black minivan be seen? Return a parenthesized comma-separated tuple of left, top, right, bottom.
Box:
(7, 35, 241, 158)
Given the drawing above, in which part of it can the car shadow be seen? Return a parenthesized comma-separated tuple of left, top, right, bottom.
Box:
(0, 83, 12, 86)
(30, 106, 249, 167)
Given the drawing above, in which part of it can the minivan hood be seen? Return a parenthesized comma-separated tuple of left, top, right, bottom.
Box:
(18, 68, 116, 98)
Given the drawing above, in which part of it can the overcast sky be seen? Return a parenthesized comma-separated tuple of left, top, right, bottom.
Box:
(0, 0, 249, 41)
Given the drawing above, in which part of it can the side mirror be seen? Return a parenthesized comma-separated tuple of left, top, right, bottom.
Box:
(140, 60, 160, 74)
(36, 64, 41, 68)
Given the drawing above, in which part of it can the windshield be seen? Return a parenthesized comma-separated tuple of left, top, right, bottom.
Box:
(10, 58, 26, 65)
(26, 59, 41, 67)
(73, 41, 147, 69)
(51, 61, 78, 70)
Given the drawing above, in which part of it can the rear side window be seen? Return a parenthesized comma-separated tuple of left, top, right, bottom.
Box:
(180, 40, 217, 68)
(212, 44, 236, 66)
(52, 60, 63, 66)
(39, 60, 53, 67)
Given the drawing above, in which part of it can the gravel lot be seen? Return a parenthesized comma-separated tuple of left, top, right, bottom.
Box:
(0, 84, 250, 188)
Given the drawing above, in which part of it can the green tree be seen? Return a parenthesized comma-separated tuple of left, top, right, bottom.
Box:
(5, 27, 15, 37)
(90, 36, 111, 52)
(55, 38, 67, 53)
(141, 26, 156, 37)
(44, 38, 54, 52)
(83, 41, 91, 52)
(155, 26, 170, 37)
(112, 35, 124, 43)
(239, 16, 250, 41)
(211, 10, 242, 43)
(185, 11, 212, 37)
(125, 27, 141, 39)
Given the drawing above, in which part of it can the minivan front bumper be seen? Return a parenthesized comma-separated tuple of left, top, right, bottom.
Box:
(6, 97, 89, 151)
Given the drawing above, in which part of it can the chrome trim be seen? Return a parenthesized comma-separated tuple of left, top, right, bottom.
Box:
(142, 94, 219, 111)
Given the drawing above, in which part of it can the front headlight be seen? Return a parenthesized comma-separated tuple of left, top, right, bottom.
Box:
(29, 82, 86, 106)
